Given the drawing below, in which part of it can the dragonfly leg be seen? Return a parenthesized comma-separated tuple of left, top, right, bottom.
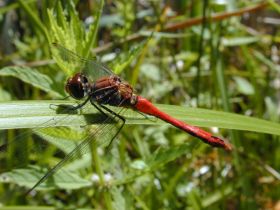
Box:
(90, 100, 125, 150)
(49, 96, 71, 110)
(100, 104, 126, 151)
(49, 97, 91, 116)
(69, 96, 91, 111)
(100, 104, 125, 123)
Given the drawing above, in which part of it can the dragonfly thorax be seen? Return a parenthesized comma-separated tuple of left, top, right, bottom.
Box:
(91, 75, 137, 107)
(65, 73, 91, 100)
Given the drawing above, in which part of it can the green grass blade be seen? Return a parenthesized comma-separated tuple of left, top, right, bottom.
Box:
(222, 36, 260, 47)
(83, 0, 104, 58)
(0, 100, 280, 136)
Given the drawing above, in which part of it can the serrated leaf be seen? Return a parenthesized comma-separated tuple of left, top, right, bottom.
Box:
(0, 66, 62, 97)
(56, 1, 68, 30)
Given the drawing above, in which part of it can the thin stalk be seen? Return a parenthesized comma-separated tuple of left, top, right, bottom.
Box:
(195, 0, 208, 106)
(91, 141, 113, 210)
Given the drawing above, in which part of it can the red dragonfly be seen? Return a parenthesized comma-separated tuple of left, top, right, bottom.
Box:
(61, 42, 231, 149)
(1, 43, 231, 193)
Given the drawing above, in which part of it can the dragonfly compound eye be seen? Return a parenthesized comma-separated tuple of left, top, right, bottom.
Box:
(65, 73, 87, 100)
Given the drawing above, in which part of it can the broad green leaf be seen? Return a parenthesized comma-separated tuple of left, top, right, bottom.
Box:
(33, 127, 85, 154)
(64, 153, 92, 172)
(0, 67, 62, 97)
(0, 166, 91, 190)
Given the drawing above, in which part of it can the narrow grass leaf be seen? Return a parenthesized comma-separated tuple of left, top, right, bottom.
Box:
(201, 185, 234, 207)
(253, 50, 280, 73)
(222, 36, 260, 47)
(1, 100, 280, 137)
(83, 0, 104, 58)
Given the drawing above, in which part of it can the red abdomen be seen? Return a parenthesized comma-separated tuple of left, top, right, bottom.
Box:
(134, 96, 232, 151)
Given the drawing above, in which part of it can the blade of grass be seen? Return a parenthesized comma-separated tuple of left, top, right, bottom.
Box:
(1, 100, 280, 136)
(83, 0, 104, 58)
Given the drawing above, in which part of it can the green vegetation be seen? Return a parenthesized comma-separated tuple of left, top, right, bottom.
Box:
(0, 0, 279, 209)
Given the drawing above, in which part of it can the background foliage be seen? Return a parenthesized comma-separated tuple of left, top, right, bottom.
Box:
(0, 0, 280, 209)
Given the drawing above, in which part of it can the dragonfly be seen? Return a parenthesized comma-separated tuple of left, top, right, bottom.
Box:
(0, 43, 232, 194)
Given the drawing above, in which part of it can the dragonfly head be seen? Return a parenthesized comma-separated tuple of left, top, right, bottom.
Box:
(65, 73, 91, 100)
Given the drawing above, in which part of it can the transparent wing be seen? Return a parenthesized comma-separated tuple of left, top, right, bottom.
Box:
(51, 43, 115, 82)
(26, 104, 126, 193)
(0, 100, 127, 192)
